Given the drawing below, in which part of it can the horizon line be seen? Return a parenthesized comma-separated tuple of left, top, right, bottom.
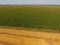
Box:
(0, 4, 60, 5)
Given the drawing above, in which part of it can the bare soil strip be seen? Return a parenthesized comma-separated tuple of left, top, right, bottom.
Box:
(0, 28, 60, 45)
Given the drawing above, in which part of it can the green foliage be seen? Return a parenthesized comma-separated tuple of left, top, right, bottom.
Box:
(0, 5, 60, 30)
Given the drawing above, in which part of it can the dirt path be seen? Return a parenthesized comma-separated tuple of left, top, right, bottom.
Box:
(0, 27, 60, 45)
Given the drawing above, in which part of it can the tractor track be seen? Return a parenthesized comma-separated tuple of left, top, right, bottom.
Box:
(0, 32, 60, 41)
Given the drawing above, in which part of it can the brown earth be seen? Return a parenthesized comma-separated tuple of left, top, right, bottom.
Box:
(0, 27, 60, 45)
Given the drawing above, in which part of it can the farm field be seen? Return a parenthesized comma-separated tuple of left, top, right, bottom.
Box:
(0, 5, 60, 31)
(0, 27, 60, 45)
(0, 5, 60, 45)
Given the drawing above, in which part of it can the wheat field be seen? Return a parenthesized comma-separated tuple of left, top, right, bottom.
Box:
(0, 27, 60, 45)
